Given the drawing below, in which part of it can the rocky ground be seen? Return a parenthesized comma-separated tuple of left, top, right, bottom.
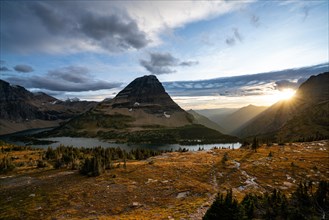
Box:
(1, 140, 328, 219)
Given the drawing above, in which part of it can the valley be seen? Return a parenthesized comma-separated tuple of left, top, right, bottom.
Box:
(1, 140, 328, 219)
(1, 2, 328, 219)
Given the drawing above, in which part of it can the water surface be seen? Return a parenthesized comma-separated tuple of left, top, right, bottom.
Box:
(34, 136, 241, 151)
(1, 128, 241, 151)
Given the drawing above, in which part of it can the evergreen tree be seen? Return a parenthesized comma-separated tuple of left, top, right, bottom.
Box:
(203, 190, 241, 220)
(314, 181, 329, 219)
(251, 137, 259, 152)
(289, 182, 313, 219)
(240, 194, 257, 219)
(221, 152, 228, 166)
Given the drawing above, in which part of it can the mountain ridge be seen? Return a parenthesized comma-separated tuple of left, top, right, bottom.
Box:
(47, 75, 238, 144)
(187, 109, 227, 134)
(0, 79, 97, 135)
(236, 72, 329, 141)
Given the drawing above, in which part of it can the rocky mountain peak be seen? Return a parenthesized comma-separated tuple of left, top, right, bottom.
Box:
(0, 79, 32, 102)
(295, 72, 329, 103)
(111, 75, 182, 112)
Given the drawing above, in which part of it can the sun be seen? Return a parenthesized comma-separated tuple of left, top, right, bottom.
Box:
(274, 88, 296, 101)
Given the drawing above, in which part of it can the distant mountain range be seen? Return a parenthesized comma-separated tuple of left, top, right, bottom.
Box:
(1, 72, 328, 143)
(195, 108, 238, 126)
(196, 105, 267, 134)
(187, 110, 227, 134)
(45, 75, 237, 144)
(0, 80, 97, 135)
(235, 72, 329, 142)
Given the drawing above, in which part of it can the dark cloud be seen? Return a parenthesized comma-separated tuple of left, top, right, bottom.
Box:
(140, 52, 198, 75)
(0, 60, 11, 71)
(163, 63, 329, 97)
(274, 80, 299, 91)
(6, 66, 122, 92)
(180, 61, 199, 66)
(233, 28, 243, 42)
(250, 14, 260, 27)
(0, 66, 11, 72)
(48, 66, 90, 83)
(14, 64, 34, 73)
(225, 37, 236, 46)
(225, 28, 243, 46)
(80, 13, 148, 50)
(29, 2, 70, 35)
(140, 60, 176, 74)
(302, 6, 310, 21)
(1, 2, 148, 53)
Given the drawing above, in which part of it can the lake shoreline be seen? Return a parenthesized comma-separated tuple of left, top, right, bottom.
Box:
(0, 127, 241, 151)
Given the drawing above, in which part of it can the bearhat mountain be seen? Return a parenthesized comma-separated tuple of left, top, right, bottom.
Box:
(48, 75, 237, 144)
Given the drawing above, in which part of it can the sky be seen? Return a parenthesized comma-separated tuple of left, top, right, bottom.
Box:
(0, 0, 328, 109)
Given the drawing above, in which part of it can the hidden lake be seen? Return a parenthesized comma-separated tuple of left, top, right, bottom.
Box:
(0, 127, 241, 151)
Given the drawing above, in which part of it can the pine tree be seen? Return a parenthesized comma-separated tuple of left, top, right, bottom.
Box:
(203, 190, 241, 220)
(314, 181, 329, 219)
(251, 137, 259, 152)
(221, 152, 228, 166)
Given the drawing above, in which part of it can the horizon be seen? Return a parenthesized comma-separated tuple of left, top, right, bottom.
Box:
(1, 1, 328, 108)
(2, 64, 328, 110)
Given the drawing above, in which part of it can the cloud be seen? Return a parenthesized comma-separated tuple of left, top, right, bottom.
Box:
(1, 1, 252, 54)
(0, 60, 11, 71)
(225, 28, 243, 46)
(0, 66, 11, 72)
(140, 53, 177, 74)
(225, 37, 236, 46)
(163, 63, 329, 97)
(140, 52, 198, 75)
(48, 66, 90, 83)
(180, 61, 199, 66)
(233, 28, 243, 42)
(302, 6, 310, 21)
(274, 80, 299, 91)
(250, 14, 260, 27)
(1, 2, 148, 54)
(118, 1, 252, 41)
(6, 66, 122, 92)
(14, 64, 34, 73)
(79, 12, 148, 50)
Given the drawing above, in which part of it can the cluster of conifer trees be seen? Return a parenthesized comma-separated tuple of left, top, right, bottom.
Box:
(44, 145, 171, 176)
(0, 143, 195, 175)
(204, 181, 329, 220)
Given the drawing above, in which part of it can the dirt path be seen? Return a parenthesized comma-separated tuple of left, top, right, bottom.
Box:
(189, 157, 219, 219)
(189, 152, 260, 219)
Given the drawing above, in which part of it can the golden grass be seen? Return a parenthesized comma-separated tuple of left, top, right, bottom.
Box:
(0, 140, 328, 219)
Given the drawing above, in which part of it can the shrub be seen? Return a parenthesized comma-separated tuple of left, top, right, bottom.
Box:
(37, 160, 47, 168)
(0, 156, 15, 173)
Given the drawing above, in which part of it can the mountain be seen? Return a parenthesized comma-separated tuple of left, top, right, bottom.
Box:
(223, 105, 267, 133)
(187, 110, 227, 134)
(195, 108, 237, 130)
(0, 80, 97, 135)
(195, 108, 238, 121)
(49, 75, 238, 144)
(236, 72, 329, 141)
(195, 105, 266, 134)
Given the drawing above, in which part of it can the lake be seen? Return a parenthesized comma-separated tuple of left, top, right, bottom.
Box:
(36, 137, 241, 151)
(0, 128, 241, 151)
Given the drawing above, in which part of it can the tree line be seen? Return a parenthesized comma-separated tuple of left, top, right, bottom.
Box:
(204, 181, 329, 220)
(43, 145, 173, 176)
